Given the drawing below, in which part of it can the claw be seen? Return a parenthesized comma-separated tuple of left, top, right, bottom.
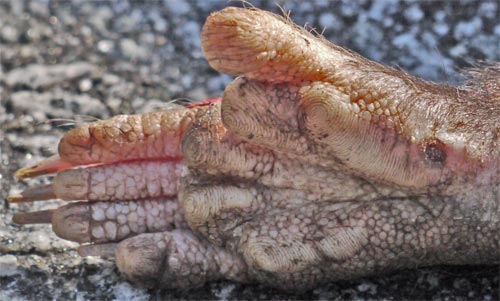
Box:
(78, 243, 117, 258)
(12, 209, 54, 224)
(14, 155, 74, 179)
(7, 184, 56, 203)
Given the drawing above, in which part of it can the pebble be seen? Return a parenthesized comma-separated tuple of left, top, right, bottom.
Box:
(79, 78, 93, 92)
(120, 38, 150, 60)
(149, 11, 168, 32)
(98, 39, 114, 53)
(339, 1, 360, 17)
(175, 20, 201, 50)
(88, 6, 113, 34)
(356, 282, 377, 294)
(495, 24, 500, 36)
(10, 90, 109, 120)
(0, 25, 19, 43)
(426, 273, 440, 288)
(102, 73, 120, 86)
(454, 17, 483, 39)
(213, 283, 236, 301)
(207, 74, 232, 93)
(28, 1, 49, 17)
(0, 255, 19, 276)
(163, 0, 190, 15)
(7, 133, 60, 154)
(112, 282, 149, 301)
(450, 44, 467, 57)
(26, 231, 52, 252)
(8, 0, 24, 15)
(433, 22, 450, 36)
(368, 0, 399, 21)
(114, 9, 143, 33)
(478, 2, 497, 19)
(404, 5, 424, 23)
(319, 13, 336, 29)
(5, 62, 98, 89)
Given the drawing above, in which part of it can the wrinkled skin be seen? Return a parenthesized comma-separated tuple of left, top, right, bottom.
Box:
(9, 7, 500, 291)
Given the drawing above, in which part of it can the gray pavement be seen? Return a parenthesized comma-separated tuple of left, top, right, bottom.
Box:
(1, 1, 499, 300)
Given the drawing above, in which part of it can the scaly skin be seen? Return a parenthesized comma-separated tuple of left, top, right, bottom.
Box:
(9, 7, 499, 291)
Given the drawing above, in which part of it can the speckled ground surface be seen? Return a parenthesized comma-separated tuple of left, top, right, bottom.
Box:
(0, 0, 499, 300)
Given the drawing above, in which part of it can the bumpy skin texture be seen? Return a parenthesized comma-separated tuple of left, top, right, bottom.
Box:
(10, 7, 500, 291)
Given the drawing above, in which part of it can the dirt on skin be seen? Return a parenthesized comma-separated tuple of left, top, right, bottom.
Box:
(0, 1, 498, 300)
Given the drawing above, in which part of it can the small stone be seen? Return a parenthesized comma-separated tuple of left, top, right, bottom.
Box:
(139, 33, 155, 46)
(174, 20, 201, 50)
(27, 230, 51, 252)
(433, 22, 449, 36)
(450, 44, 467, 57)
(88, 6, 113, 33)
(112, 282, 149, 301)
(120, 38, 149, 60)
(97, 39, 114, 53)
(214, 283, 236, 301)
(29, 1, 50, 17)
(426, 273, 440, 288)
(5, 62, 97, 89)
(10, 90, 108, 121)
(454, 18, 483, 39)
(9, 0, 24, 15)
(0, 255, 19, 276)
(102, 73, 120, 86)
(404, 5, 424, 23)
(478, 2, 497, 18)
(1, 25, 19, 43)
(149, 11, 168, 32)
(357, 282, 377, 294)
(340, 1, 360, 17)
(79, 78, 93, 92)
(114, 10, 142, 33)
(163, 0, 190, 15)
(319, 13, 335, 29)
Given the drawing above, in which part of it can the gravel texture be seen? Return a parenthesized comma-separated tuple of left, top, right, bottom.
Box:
(1, 0, 499, 300)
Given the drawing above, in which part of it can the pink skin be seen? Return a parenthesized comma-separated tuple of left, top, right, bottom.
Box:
(9, 7, 500, 291)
